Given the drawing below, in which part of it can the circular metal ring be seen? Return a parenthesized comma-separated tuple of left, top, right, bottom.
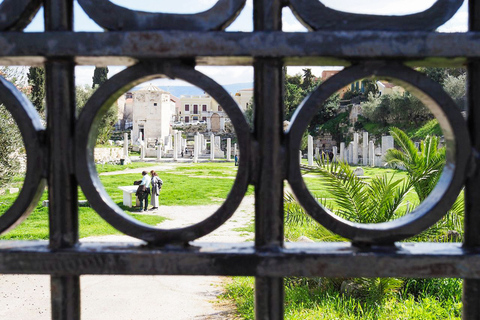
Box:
(0, 0, 42, 31)
(287, 61, 471, 244)
(288, 0, 462, 31)
(76, 61, 252, 245)
(0, 76, 45, 235)
(78, 0, 246, 31)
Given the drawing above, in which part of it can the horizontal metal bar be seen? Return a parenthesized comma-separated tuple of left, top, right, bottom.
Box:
(0, 31, 478, 66)
(0, 241, 479, 278)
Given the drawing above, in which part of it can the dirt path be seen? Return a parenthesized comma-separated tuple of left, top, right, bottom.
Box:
(0, 188, 254, 319)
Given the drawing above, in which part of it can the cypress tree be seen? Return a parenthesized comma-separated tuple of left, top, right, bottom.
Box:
(27, 67, 45, 112)
(92, 66, 109, 89)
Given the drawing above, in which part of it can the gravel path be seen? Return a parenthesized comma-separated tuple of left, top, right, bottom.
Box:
(0, 195, 254, 319)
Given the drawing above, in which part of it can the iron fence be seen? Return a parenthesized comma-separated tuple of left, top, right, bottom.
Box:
(0, 0, 478, 319)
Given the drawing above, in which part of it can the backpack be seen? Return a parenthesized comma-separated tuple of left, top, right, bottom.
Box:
(157, 177, 163, 190)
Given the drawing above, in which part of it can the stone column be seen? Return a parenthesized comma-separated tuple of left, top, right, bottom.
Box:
(215, 136, 221, 151)
(299, 150, 302, 163)
(340, 142, 345, 162)
(156, 144, 162, 160)
(348, 142, 354, 164)
(140, 143, 145, 160)
(362, 132, 368, 166)
(369, 141, 375, 167)
(123, 132, 128, 159)
(178, 131, 183, 156)
(381, 135, 394, 164)
(210, 133, 215, 160)
(227, 138, 231, 161)
(193, 135, 198, 163)
(353, 133, 359, 165)
(234, 143, 237, 157)
(308, 135, 314, 166)
(332, 146, 338, 162)
(315, 147, 320, 160)
(166, 134, 172, 150)
(173, 130, 178, 161)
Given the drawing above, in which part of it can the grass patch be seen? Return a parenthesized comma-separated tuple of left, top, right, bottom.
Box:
(99, 172, 244, 206)
(0, 200, 165, 240)
(95, 162, 158, 173)
(233, 221, 254, 233)
(221, 277, 462, 320)
(0, 162, 251, 240)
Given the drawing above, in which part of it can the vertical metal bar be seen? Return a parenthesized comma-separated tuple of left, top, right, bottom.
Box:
(463, 1, 480, 318)
(44, 1, 80, 319)
(253, 1, 284, 319)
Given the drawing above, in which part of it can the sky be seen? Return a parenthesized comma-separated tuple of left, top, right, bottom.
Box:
(23, 0, 469, 88)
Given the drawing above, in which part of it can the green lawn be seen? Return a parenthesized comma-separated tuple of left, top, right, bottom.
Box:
(95, 161, 158, 173)
(0, 161, 251, 240)
(221, 277, 462, 320)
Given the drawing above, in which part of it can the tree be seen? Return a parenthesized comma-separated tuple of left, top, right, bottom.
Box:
(363, 79, 379, 97)
(443, 73, 466, 111)
(76, 84, 118, 145)
(301, 68, 318, 92)
(284, 73, 304, 120)
(76, 84, 94, 114)
(309, 92, 339, 135)
(361, 91, 432, 128)
(92, 66, 109, 89)
(0, 105, 22, 184)
(27, 67, 45, 112)
(0, 67, 28, 184)
(244, 97, 254, 129)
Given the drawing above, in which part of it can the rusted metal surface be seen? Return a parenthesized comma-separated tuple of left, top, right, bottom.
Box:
(44, 1, 80, 319)
(0, 77, 45, 235)
(0, 31, 478, 64)
(0, 242, 479, 278)
(0, 0, 476, 319)
(463, 1, 480, 318)
(0, 0, 42, 31)
(289, 0, 463, 31)
(78, 0, 246, 31)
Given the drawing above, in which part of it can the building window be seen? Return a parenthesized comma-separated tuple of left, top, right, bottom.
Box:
(185, 104, 190, 111)
(218, 105, 223, 111)
(126, 92, 133, 99)
(202, 117, 207, 121)
(185, 116, 189, 123)
(193, 104, 198, 114)
(202, 104, 207, 112)
(154, 103, 157, 106)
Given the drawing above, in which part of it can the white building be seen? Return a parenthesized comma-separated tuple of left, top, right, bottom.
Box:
(122, 84, 176, 147)
(233, 88, 253, 111)
(376, 81, 406, 96)
(178, 88, 253, 132)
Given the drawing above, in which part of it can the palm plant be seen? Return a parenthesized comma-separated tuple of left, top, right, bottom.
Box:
(385, 127, 464, 241)
(310, 158, 412, 224)
(384, 127, 445, 202)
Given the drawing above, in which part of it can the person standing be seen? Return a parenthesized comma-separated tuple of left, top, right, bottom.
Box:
(150, 170, 162, 210)
(136, 171, 151, 212)
(234, 154, 238, 166)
